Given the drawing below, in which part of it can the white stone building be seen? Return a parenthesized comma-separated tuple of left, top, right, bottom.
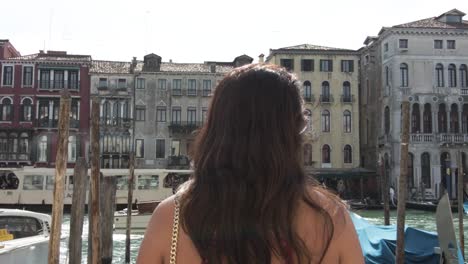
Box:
(360, 9, 468, 199)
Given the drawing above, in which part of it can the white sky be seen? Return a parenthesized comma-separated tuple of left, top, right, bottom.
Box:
(2, 0, 467, 63)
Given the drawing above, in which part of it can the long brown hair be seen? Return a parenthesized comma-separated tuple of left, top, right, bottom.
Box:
(179, 64, 334, 263)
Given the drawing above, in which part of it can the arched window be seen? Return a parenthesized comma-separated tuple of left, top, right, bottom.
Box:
(303, 81, 312, 102)
(321, 81, 330, 102)
(19, 133, 29, 154)
(343, 81, 351, 102)
(322, 110, 330, 132)
(103, 101, 111, 125)
(411, 103, 421, 133)
(38, 135, 48, 162)
(463, 104, 468, 133)
(450, 103, 459, 133)
(303, 144, 312, 166)
(112, 101, 120, 125)
(385, 66, 390, 86)
(0, 133, 6, 156)
(322, 145, 331, 164)
(423, 103, 432, 133)
(68, 135, 77, 162)
(343, 110, 351, 133)
(422, 152, 431, 188)
(384, 106, 390, 134)
(460, 64, 468, 88)
(123, 100, 129, 120)
(438, 104, 447, 133)
(8, 133, 18, 155)
(21, 98, 33, 122)
(400, 63, 409, 87)
(344, 145, 352, 164)
(436, 63, 444, 87)
(448, 64, 457, 87)
(408, 153, 414, 188)
(0, 98, 12, 121)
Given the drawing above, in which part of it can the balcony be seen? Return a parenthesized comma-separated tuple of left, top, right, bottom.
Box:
(39, 80, 80, 90)
(97, 82, 108, 91)
(436, 133, 468, 144)
(0, 153, 30, 163)
(36, 118, 58, 128)
(319, 95, 334, 104)
(461, 88, 468, 96)
(341, 95, 355, 103)
(410, 134, 435, 143)
(167, 155, 190, 169)
(304, 95, 315, 103)
(170, 89, 212, 97)
(168, 121, 202, 134)
(100, 117, 132, 127)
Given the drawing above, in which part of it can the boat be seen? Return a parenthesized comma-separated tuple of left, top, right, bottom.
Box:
(347, 199, 397, 210)
(0, 209, 52, 264)
(406, 200, 461, 212)
(0, 167, 191, 211)
(114, 200, 160, 234)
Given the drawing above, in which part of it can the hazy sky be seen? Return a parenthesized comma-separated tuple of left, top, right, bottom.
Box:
(2, 0, 466, 63)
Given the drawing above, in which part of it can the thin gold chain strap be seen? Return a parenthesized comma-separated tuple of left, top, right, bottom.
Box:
(169, 196, 180, 264)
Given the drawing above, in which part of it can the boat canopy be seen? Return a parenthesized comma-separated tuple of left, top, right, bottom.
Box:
(351, 212, 440, 264)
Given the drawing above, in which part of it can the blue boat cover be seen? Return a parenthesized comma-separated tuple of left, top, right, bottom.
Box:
(464, 201, 468, 215)
(351, 212, 440, 264)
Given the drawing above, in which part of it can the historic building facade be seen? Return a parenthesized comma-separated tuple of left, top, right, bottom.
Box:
(360, 9, 468, 199)
(0, 46, 91, 167)
(266, 45, 362, 184)
(133, 54, 252, 169)
(90, 54, 252, 169)
(90, 59, 136, 169)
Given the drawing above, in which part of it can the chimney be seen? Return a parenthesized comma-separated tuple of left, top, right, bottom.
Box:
(39, 50, 44, 54)
(130, 57, 137, 73)
(259, 54, 265, 63)
(210, 64, 216, 73)
(169, 59, 172, 63)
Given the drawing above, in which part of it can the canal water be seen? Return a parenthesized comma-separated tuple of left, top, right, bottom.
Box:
(59, 210, 468, 263)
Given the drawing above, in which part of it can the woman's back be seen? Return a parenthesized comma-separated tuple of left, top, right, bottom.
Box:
(137, 186, 363, 263)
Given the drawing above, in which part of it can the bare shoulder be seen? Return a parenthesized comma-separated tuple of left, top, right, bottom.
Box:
(303, 186, 364, 263)
(136, 196, 176, 264)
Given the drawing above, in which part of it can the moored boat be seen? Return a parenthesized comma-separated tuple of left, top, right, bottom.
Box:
(0, 209, 52, 264)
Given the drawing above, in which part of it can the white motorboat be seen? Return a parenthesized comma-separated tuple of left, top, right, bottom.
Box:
(114, 200, 160, 234)
(0, 209, 51, 264)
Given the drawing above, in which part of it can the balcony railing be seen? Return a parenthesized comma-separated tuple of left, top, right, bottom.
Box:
(436, 133, 468, 144)
(168, 121, 202, 134)
(304, 95, 315, 103)
(39, 80, 80, 90)
(36, 118, 80, 128)
(341, 95, 355, 103)
(410, 134, 435, 143)
(170, 89, 212, 97)
(319, 95, 334, 103)
(461, 89, 468, 95)
(0, 153, 30, 162)
(100, 117, 132, 127)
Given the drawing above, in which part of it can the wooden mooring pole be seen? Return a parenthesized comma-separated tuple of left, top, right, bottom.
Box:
(89, 98, 101, 264)
(68, 157, 87, 264)
(458, 150, 465, 258)
(396, 100, 410, 264)
(125, 152, 135, 263)
(47, 91, 71, 264)
(101, 175, 117, 264)
(381, 155, 390, 225)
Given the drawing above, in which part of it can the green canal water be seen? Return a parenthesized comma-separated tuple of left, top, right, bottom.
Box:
(59, 210, 468, 263)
